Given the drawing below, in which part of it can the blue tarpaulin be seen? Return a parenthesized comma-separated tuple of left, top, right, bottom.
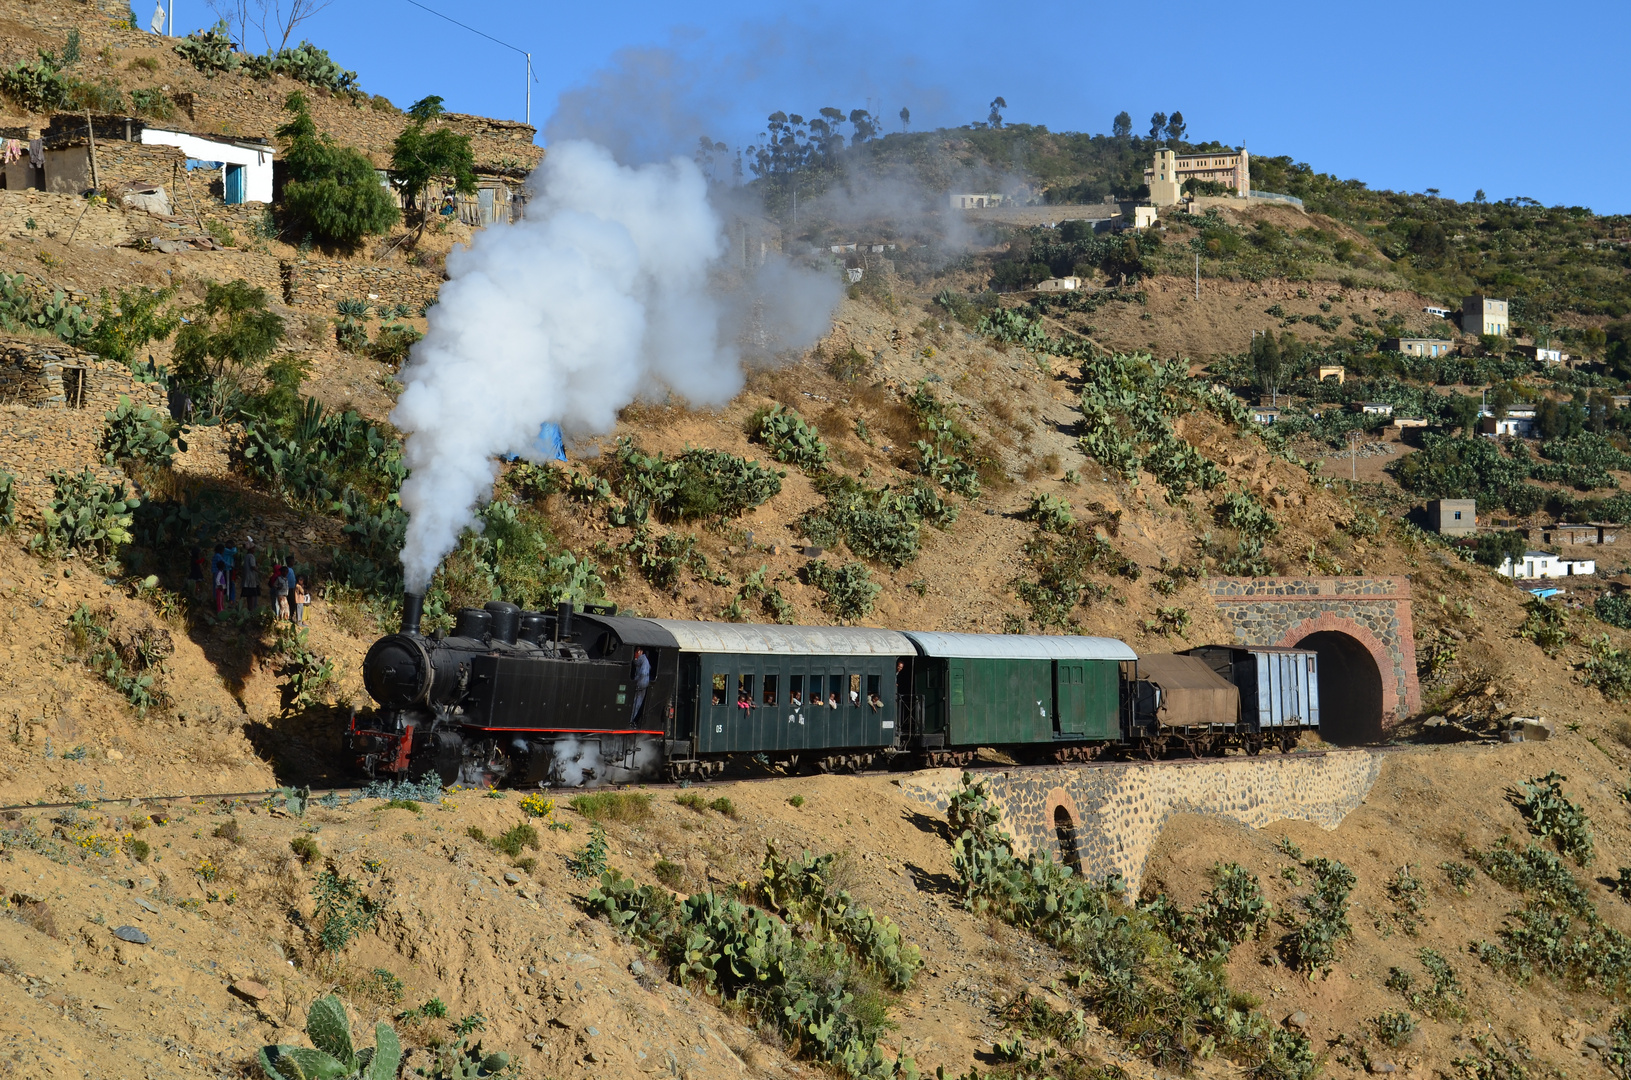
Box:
(505, 422, 567, 463)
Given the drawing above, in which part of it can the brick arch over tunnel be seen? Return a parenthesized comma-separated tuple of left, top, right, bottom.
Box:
(1281, 616, 1391, 745)
(1207, 576, 1420, 739)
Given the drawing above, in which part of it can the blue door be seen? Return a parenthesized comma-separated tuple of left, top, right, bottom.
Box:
(224, 164, 244, 204)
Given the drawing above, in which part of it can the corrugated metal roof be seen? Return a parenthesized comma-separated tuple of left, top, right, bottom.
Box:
(640, 619, 915, 655)
(901, 631, 1136, 661)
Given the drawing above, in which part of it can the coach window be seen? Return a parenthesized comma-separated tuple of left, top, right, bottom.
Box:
(763, 674, 779, 706)
(849, 673, 861, 707)
(737, 675, 755, 709)
(711, 673, 727, 706)
(866, 674, 882, 710)
(790, 675, 803, 706)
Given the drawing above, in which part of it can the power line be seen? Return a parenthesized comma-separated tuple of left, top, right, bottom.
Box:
(398, 0, 536, 125)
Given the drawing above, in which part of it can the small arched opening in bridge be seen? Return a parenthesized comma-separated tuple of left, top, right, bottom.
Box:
(1297, 629, 1385, 745)
(1054, 806, 1082, 874)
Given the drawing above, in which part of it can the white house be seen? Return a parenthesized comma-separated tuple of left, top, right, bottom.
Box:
(1359, 402, 1394, 416)
(1497, 551, 1596, 579)
(1034, 277, 1081, 293)
(1251, 406, 1281, 425)
(139, 128, 274, 204)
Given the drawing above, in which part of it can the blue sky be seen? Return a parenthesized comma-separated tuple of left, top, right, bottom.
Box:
(213, 0, 1629, 212)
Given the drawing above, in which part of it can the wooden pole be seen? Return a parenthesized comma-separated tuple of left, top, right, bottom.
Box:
(84, 110, 99, 192)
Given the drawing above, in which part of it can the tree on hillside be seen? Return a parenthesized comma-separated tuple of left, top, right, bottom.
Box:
(209, 0, 333, 52)
(1250, 330, 1281, 397)
(1148, 112, 1167, 140)
(171, 279, 285, 416)
(1165, 111, 1187, 144)
(899, 106, 910, 132)
(390, 93, 476, 238)
(1447, 392, 1482, 437)
(1112, 111, 1131, 139)
(988, 97, 1006, 129)
(277, 91, 400, 248)
(849, 109, 878, 145)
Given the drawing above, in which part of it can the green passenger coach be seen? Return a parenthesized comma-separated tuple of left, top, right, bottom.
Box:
(649, 621, 914, 771)
(897, 632, 1137, 763)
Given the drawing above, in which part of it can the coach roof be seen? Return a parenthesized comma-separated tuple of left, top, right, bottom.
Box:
(638, 619, 915, 655)
(901, 631, 1137, 661)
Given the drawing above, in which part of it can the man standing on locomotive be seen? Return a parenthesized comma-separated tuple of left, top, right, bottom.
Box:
(630, 647, 651, 722)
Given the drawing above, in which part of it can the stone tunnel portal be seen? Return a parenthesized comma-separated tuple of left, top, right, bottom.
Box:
(1298, 629, 1384, 745)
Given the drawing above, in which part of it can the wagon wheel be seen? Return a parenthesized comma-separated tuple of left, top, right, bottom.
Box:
(1142, 734, 1169, 760)
(1279, 729, 1300, 754)
(1243, 733, 1265, 757)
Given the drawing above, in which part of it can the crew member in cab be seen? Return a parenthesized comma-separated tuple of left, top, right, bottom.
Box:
(631, 647, 651, 721)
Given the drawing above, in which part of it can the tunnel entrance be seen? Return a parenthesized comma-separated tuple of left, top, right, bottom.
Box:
(1298, 630, 1384, 745)
(1054, 806, 1082, 874)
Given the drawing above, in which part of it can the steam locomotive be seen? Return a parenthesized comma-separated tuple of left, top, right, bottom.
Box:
(348, 595, 1321, 787)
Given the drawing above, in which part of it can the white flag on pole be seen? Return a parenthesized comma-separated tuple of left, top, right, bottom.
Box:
(149, 2, 166, 34)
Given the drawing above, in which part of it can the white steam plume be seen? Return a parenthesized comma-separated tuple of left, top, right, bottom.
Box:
(391, 140, 839, 593)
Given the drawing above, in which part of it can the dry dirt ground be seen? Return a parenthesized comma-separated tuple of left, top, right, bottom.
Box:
(6, 737, 1631, 1080)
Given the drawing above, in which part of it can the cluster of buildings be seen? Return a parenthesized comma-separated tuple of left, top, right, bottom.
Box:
(1427, 499, 1602, 580)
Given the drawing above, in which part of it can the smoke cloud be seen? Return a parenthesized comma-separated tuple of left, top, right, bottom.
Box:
(391, 140, 841, 593)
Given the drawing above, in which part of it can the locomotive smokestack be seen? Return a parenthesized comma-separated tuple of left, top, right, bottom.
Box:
(402, 593, 425, 635)
(556, 601, 573, 641)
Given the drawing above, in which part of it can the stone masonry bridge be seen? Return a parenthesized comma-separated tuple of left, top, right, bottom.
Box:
(901, 752, 1384, 893)
(1208, 576, 1420, 744)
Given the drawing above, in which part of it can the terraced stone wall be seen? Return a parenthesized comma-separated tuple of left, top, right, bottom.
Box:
(899, 751, 1382, 895)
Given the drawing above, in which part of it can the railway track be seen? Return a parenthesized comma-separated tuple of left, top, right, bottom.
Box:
(0, 747, 1372, 814)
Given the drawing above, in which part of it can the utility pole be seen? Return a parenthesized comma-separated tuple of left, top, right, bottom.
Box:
(1348, 430, 1362, 481)
(1194, 253, 1200, 301)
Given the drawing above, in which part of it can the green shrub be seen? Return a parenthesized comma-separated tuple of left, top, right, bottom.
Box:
(258, 994, 400, 1080)
(1014, 523, 1139, 628)
(799, 474, 954, 569)
(1513, 771, 1594, 866)
(171, 279, 285, 413)
(1393, 432, 1546, 516)
(335, 317, 369, 352)
(83, 286, 179, 366)
(0, 469, 15, 529)
(569, 791, 652, 822)
(311, 866, 379, 952)
(1144, 861, 1271, 960)
(788, 795, 805, 808)
(586, 845, 921, 1078)
(0, 54, 69, 112)
(275, 625, 335, 715)
(174, 21, 238, 74)
(653, 859, 684, 888)
(607, 439, 782, 523)
(66, 602, 164, 715)
(128, 87, 174, 119)
(945, 775, 1314, 1080)
(1585, 635, 1631, 702)
(381, 799, 421, 814)
(1477, 838, 1591, 913)
(803, 559, 880, 622)
(1518, 597, 1568, 655)
(568, 823, 608, 879)
(1372, 1010, 1416, 1048)
(1597, 593, 1631, 629)
(290, 835, 321, 864)
(370, 322, 422, 366)
(1397, 947, 1468, 1021)
(277, 92, 400, 248)
(750, 404, 829, 469)
(1384, 864, 1427, 936)
(490, 824, 539, 858)
(103, 395, 179, 468)
(708, 797, 737, 818)
(720, 564, 796, 624)
(1440, 860, 1476, 894)
(1278, 855, 1356, 976)
(242, 42, 358, 93)
(674, 792, 707, 812)
(1024, 492, 1074, 532)
(34, 469, 137, 556)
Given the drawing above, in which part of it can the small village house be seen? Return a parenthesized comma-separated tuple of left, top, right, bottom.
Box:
(1358, 402, 1394, 416)
(1427, 498, 1476, 536)
(1034, 277, 1081, 293)
(1382, 337, 1456, 358)
(1462, 295, 1510, 336)
(1497, 550, 1596, 579)
(1250, 405, 1281, 425)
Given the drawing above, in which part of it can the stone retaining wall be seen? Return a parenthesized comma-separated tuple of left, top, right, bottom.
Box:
(898, 751, 1382, 894)
(281, 258, 444, 311)
(0, 191, 135, 244)
(0, 340, 167, 513)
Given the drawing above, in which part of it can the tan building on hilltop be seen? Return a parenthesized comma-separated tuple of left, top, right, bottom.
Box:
(1462, 295, 1509, 337)
(1144, 148, 1250, 207)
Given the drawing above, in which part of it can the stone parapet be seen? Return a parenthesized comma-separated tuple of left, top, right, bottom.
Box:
(281, 257, 444, 311)
(899, 752, 1383, 894)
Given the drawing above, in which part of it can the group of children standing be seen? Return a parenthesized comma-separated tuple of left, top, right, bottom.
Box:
(189, 540, 311, 622)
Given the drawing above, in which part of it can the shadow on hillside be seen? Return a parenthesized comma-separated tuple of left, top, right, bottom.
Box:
(902, 809, 952, 843)
(903, 862, 958, 897)
(243, 704, 354, 789)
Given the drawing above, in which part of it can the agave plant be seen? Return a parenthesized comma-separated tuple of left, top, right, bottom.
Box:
(259, 994, 399, 1080)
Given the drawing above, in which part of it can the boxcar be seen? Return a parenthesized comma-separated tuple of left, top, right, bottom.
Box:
(1181, 646, 1320, 735)
(1131, 652, 1241, 758)
(645, 620, 914, 777)
(898, 632, 1136, 763)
